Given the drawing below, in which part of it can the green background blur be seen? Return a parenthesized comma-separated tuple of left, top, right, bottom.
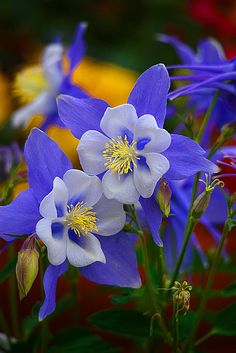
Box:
(0, 0, 202, 74)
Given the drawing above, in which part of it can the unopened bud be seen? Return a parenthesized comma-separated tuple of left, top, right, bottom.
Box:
(157, 179, 172, 217)
(217, 122, 236, 147)
(192, 190, 211, 219)
(16, 248, 39, 300)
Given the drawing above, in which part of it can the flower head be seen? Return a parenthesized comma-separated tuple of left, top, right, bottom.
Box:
(158, 35, 236, 136)
(36, 169, 126, 267)
(58, 64, 217, 210)
(12, 23, 88, 129)
(0, 129, 141, 320)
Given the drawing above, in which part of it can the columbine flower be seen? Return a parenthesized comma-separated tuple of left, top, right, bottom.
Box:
(36, 169, 126, 267)
(158, 35, 236, 134)
(0, 129, 141, 320)
(12, 23, 88, 129)
(58, 64, 217, 244)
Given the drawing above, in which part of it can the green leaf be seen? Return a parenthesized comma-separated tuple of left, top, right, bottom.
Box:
(0, 256, 17, 283)
(212, 303, 236, 336)
(48, 327, 119, 353)
(89, 308, 150, 338)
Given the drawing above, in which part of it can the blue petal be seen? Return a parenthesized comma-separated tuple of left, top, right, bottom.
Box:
(128, 64, 170, 128)
(139, 195, 163, 246)
(158, 34, 196, 64)
(57, 95, 109, 139)
(162, 134, 217, 180)
(59, 75, 89, 98)
(39, 260, 68, 321)
(80, 232, 141, 288)
(24, 128, 72, 203)
(197, 38, 226, 65)
(0, 189, 40, 241)
(67, 23, 87, 72)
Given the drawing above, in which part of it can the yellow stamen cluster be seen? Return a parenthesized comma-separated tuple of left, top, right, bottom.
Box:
(103, 135, 139, 175)
(13, 65, 49, 104)
(172, 280, 192, 315)
(64, 201, 98, 236)
(200, 173, 224, 192)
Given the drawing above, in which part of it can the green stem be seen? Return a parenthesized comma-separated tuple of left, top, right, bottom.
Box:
(131, 205, 173, 346)
(195, 91, 219, 144)
(9, 244, 20, 337)
(195, 331, 214, 346)
(167, 92, 219, 292)
(185, 221, 230, 352)
(40, 255, 48, 353)
(173, 303, 179, 353)
(168, 217, 197, 291)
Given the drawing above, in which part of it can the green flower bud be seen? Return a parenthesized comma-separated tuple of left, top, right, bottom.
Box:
(16, 248, 39, 300)
(192, 190, 211, 220)
(157, 179, 172, 217)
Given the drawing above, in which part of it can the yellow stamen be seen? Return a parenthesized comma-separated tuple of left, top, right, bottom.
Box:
(103, 135, 139, 175)
(64, 201, 98, 236)
(172, 280, 192, 315)
(13, 65, 49, 104)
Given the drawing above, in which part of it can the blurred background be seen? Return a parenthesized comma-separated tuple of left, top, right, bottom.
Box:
(1, 0, 236, 75)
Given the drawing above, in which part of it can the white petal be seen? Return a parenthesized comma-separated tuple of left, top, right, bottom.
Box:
(66, 233, 106, 267)
(39, 177, 68, 219)
(36, 218, 67, 266)
(93, 195, 126, 236)
(102, 171, 139, 204)
(134, 153, 170, 198)
(63, 169, 102, 206)
(78, 130, 109, 175)
(134, 114, 171, 153)
(11, 91, 55, 127)
(42, 43, 64, 91)
(100, 104, 138, 138)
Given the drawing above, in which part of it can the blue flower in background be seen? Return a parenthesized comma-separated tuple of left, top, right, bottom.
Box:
(0, 142, 22, 183)
(12, 23, 89, 130)
(158, 35, 236, 136)
(0, 129, 141, 320)
(58, 64, 217, 245)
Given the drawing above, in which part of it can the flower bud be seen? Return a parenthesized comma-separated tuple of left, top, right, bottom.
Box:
(16, 248, 39, 300)
(157, 179, 172, 217)
(192, 190, 211, 220)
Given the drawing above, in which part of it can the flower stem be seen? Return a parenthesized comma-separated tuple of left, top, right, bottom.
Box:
(40, 255, 48, 353)
(184, 220, 231, 352)
(167, 92, 219, 292)
(168, 217, 197, 291)
(131, 205, 173, 346)
(173, 302, 179, 353)
(195, 91, 219, 144)
(8, 244, 20, 338)
(195, 331, 214, 346)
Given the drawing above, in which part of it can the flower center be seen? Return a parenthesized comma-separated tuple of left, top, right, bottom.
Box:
(13, 65, 49, 104)
(64, 201, 98, 236)
(103, 135, 139, 175)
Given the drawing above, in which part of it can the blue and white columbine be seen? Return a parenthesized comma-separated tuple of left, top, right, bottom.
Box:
(36, 169, 126, 267)
(0, 129, 140, 320)
(58, 64, 217, 210)
(12, 23, 88, 129)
